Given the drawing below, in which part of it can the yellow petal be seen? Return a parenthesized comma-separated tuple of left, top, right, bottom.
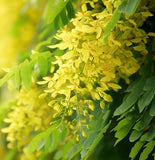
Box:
(133, 45, 146, 51)
(148, 32, 155, 37)
(84, 110, 88, 116)
(88, 100, 95, 111)
(107, 83, 122, 90)
(100, 101, 105, 109)
(82, 4, 87, 12)
(131, 38, 142, 43)
(82, 130, 87, 137)
(129, 19, 137, 26)
(103, 92, 113, 102)
(111, 40, 121, 47)
(37, 81, 48, 85)
(141, 12, 153, 17)
(125, 41, 132, 46)
(90, 2, 95, 8)
(96, 27, 102, 39)
(62, 51, 74, 59)
(81, 50, 90, 63)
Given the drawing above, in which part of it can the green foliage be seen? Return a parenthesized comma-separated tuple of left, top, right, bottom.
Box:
(81, 121, 111, 160)
(28, 126, 57, 154)
(150, 99, 155, 116)
(26, 103, 111, 160)
(44, 0, 69, 24)
(0, 72, 14, 87)
(104, 8, 121, 43)
(20, 60, 32, 91)
(114, 73, 155, 160)
(104, 0, 142, 42)
(114, 78, 146, 116)
(4, 149, 17, 160)
(67, 144, 82, 160)
(129, 135, 146, 159)
(139, 141, 155, 160)
(80, 110, 111, 160)
(126, 0, 141, 17)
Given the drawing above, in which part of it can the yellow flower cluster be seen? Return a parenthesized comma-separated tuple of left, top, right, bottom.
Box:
(38, 0, 152, 135)
(0, 0, 45, 74)
(2, 84, 52, 150)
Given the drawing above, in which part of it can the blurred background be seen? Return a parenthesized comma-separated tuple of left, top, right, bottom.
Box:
(0, 0, 46, 159)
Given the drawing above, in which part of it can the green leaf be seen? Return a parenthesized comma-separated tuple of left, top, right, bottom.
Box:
(126, 78, 141, 92)
(66, 1, 75, 19)
(44, 126, 56, 138)
(54, 151, 63, 160)
(71, 0, 78, 3)
(114, 118, 129, 131)
(31, 51, 51, 60)
(125, 0, 141, 17)
(129, 130, 143, 142)
(60, 8, 68, 25)
(4, 149, 16, 160)
(14, 66, 21, 89)
(44, 135, 52, 152)
(146, 126, 155, 141)
(153, 153, 155, 159)
(104, 8, 122, 43)
(114, 118, 135, 145)
(150, 98, 155, 116)
(114, 78, 146, 116)
(20, 60, 32, 91)
(27, 132, 45, 154)
(61, 126, 67, 142)
(39, 152, 49, 160)
(143, 76, 155, 91)
(103, 35, 108, 44)
(53, 49, 64, 56)
(139, 141, 155, 160)
(51, 129, 61, 151)
(138, 89, 155, 113)
(152, 37, 155, 52)
(67, 144, 82, 160)
(54, 15, 62, 30)
(133, 109, 153, 132)
(62, 140, 73, 157)
(81, 121, 111, 160)
(35, 36, 54, 52)
(44, 126, 56, 151)
(129, 135, 146, 160)
(38, 56, 48, 76)
(0, 72, 14, 87)
(28, 126, 55, 154)
(36, 139, 46, 151)
(95, 110, 111, 131)
(118, 0, 128, 13)
(45, 0, 69, 24)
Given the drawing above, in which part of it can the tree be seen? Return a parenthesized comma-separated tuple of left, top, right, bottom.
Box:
(0, 0, 155, 160)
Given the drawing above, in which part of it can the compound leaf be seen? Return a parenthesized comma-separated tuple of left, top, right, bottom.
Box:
(20, 59, 32, 91)
(139, 141, 155, 160)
